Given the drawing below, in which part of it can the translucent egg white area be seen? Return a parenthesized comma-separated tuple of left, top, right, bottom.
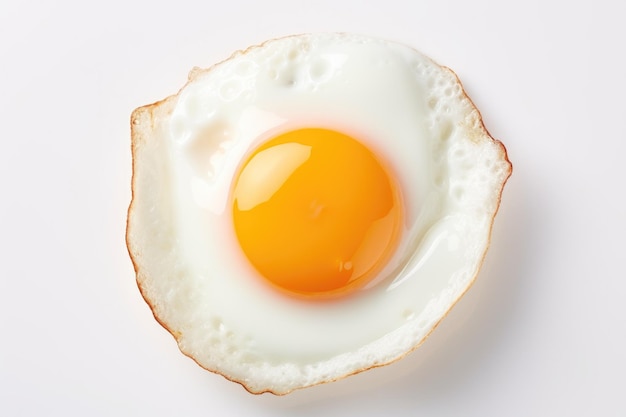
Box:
(127, 33, 511, 395)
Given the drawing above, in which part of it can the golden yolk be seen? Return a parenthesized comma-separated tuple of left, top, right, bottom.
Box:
(232, 128, 403, 298)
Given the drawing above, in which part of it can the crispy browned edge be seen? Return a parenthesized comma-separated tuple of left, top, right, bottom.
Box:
(125, 35, 513, 396)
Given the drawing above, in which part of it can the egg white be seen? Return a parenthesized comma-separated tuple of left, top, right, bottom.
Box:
(127, 33, 511, 394)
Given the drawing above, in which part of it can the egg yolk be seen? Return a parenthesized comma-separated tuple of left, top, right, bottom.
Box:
(232, 128, 402, 298)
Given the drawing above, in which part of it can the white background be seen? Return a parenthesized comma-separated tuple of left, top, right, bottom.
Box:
(1, 0, 624, 415)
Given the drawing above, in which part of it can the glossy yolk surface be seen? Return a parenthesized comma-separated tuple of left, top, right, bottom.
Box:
(232, 128, 402, 298)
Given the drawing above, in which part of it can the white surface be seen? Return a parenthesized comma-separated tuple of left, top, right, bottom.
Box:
(1, 0, 624, 415)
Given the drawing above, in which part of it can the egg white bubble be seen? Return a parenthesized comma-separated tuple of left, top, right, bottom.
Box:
(127, 33, 511, 394)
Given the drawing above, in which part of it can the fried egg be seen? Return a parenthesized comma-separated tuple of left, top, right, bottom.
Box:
(126, 33, 512, 395)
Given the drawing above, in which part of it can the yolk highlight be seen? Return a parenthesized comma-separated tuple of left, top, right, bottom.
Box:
(232, 128, 402, 298)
